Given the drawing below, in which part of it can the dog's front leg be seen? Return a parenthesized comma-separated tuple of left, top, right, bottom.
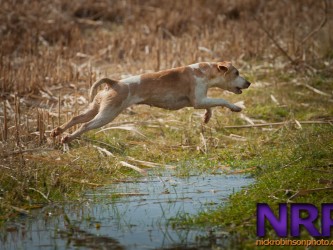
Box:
(194, 98, 242, 112)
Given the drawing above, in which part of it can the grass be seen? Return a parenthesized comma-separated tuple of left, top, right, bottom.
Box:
(0, 0, 333, 248)
(177, 125, 333, 248)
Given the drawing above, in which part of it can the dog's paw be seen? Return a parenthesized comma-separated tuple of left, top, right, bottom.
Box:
(50, 127, 62, 138)
(61, 135, 70, 144)
(230, 105, 242, 112)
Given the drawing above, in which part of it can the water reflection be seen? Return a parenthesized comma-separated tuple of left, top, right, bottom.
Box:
(1, 172, 253, 249)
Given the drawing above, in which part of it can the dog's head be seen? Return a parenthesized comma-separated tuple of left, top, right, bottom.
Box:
(209, 62, 251, 94)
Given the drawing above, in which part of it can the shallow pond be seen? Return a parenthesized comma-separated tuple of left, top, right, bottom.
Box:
(1, 171, 253, 249)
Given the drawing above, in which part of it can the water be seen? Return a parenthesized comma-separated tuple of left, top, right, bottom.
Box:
(0, 172, 253, 250)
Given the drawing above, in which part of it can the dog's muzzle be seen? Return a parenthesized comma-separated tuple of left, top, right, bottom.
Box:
(244, 80, 251, 89)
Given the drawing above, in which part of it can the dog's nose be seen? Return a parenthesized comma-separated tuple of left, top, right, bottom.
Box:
(245, 80, 251, 88)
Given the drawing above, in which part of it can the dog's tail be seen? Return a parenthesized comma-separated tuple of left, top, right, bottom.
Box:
(89, 78, 118, 102)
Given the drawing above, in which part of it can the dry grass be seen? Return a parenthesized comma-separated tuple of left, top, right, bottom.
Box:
(0, 0, 332, 220)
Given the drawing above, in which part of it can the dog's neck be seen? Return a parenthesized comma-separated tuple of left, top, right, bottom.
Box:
(207, 76, 228, 89)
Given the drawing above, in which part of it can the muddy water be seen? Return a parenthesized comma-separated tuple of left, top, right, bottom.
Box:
(1, 172, 253, 250)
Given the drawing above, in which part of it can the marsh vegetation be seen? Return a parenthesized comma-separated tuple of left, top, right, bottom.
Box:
(0, 0, 332, 248)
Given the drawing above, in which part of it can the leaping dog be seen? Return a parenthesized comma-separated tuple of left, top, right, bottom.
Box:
(51, 62, 251, 143)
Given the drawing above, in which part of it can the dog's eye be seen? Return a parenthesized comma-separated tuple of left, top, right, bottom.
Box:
(235, 71, 239, 76)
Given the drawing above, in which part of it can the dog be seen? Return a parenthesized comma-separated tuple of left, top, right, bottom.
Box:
(50, 61, 251, 143)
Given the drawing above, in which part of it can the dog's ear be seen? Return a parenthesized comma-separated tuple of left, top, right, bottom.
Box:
(217, 65, 228, 72)
(217, 62, 230, 74)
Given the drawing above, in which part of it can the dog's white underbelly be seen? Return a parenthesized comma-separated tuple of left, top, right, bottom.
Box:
(139, 93, 191, 110)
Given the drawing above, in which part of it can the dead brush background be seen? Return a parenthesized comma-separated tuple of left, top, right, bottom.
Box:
(0, 0, 332, 218)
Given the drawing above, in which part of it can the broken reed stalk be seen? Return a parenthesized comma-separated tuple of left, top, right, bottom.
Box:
(37, 109, 40, 143)
(37, 109, 45, 144)
(41, 110, 45, 143)
(58, 94, 61, 127)
(89, 64, 93, 88)
(74, 82, 78, 132)
(52, 115, 55, 144)
(3, 101, 8, 141)
(46, 111, 50, 136)
(42, 110, 45, 143)
(66, 113, 70, 133)
(14, 95, 20, 146)
(57, 93, 61, 143)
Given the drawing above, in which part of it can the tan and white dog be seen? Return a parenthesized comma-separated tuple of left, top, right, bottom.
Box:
(51, 62, 251, 143)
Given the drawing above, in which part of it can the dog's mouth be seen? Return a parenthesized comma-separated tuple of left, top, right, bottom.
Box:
(234, 83, 251, 94)
(235, 87, 243, 94)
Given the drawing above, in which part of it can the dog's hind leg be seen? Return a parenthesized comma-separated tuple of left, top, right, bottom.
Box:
(61, 106, 123, 144)
(50, 105, 98, 138)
